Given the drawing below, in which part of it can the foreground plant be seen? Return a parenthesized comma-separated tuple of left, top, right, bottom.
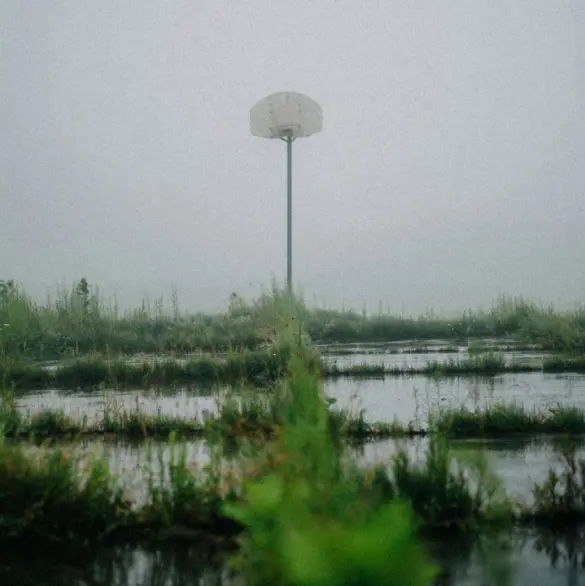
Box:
(223, 307, 440, 586)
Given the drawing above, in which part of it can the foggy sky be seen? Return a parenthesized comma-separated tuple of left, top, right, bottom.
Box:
(1, 0, 584, 315)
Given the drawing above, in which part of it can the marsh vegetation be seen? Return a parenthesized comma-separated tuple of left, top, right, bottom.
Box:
(2, 281, 585, 585)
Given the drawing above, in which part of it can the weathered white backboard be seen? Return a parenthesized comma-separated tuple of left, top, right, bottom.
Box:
(250, 91, 323, 139)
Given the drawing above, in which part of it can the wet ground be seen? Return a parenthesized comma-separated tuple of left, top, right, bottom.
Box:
(6, 344, 585, 585)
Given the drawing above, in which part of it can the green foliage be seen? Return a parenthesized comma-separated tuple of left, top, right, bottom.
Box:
(140, 432, 240, 533)
(531, 443, 585, 523)
(0, 434, 131, 546)
(432, 403, 585, 437)
(223, 324, 439, 584)
(1, 348, 294, 391)
(226, 475, 437, 586)
(2, 280, 585, 361)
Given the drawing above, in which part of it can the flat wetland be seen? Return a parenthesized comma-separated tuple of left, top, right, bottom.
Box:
(3, 287, 585, 585)
(7, 351, 585, 585)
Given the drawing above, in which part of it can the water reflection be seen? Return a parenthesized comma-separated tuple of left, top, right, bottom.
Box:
(433, 528, 585, 585)
(353, 436, 585, 505)
(0, 545, 234, 586)
(14, 372, 585, 429)
(325, 372, 585, 425)
(1, 528, 583, 586)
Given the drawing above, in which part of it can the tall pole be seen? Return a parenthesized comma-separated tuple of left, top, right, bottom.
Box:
(286, 136, 293, 294)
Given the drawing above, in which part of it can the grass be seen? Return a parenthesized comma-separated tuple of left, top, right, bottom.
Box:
(2, 285, 585, 585)
(7, 348, 585, 393)
(0, 345, 296, 391)
(324, 352, 585, 378)
(528, 442, 585, 526)
(0, 430, 245, 549)
(0, 353, 583, 578)
(431, 403, 585, 438)
(0, 435, 132, 547)
(6, 381, 585, 441)
(2, 279, 585, 361)
(0, 387, 419, 441)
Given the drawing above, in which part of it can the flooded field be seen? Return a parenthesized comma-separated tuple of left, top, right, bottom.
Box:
(16, 371, 585, 429)
(321, 348, 547, 370)
(15, 434, 584, 509)
(7, 345, 585, 586)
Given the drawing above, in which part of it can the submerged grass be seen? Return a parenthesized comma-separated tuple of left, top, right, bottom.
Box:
(0, 388, 419, 442)
(0, 436, 132, 547)
(324, 352, 585, 378)
(529, 443, 585, 525)
(431, 404, 585, 438)
(5, 383, 585, 441)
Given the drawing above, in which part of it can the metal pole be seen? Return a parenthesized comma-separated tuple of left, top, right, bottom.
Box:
(286, 136, 293, 293)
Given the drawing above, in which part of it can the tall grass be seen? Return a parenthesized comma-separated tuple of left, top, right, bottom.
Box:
(0, 346, 296, 391)
(0, 434, 131, 547)
(431, 403, 585, 438)
(530, 442, 585, 525)
(2, 279, 585, 361)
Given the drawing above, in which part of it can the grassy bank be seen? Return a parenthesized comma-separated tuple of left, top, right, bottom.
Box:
(3, 351, 585, 392)
(5, 387, 585, 441)
(2, 279, 585, 361)
(319, 343, 545, 356)
(326, 353, 585, 378)
(0, 389, 419, 441)
(0, 346, 296, 391)
(431, 404, 585, 438)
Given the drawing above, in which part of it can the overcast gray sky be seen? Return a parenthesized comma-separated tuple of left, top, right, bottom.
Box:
(1, 0, 584, 315)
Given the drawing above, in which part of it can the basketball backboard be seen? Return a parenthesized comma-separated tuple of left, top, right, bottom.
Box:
(250, 91, 323, 139)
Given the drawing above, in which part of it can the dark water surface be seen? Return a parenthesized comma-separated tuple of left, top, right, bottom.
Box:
(1, 527, 584, 585)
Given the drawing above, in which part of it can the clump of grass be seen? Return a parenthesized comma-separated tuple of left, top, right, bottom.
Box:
(425, 353, 518, 376)
(543, 355, 585, 373)
(329, 406, 423, 439)
(432, 403, 585, 438)
(27, 408, 81, 437)
(0, 434, 131, 547)
(0, 387, 24, 436)
(138, 432, 242, 539)
(100, 401, 204, 439)
(388, 438, 508, 534)
(324, 362, 388, 378)
(2, 348, 293, 392)
(223, 349, 440, 585)
(530, 444, 585, 525)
